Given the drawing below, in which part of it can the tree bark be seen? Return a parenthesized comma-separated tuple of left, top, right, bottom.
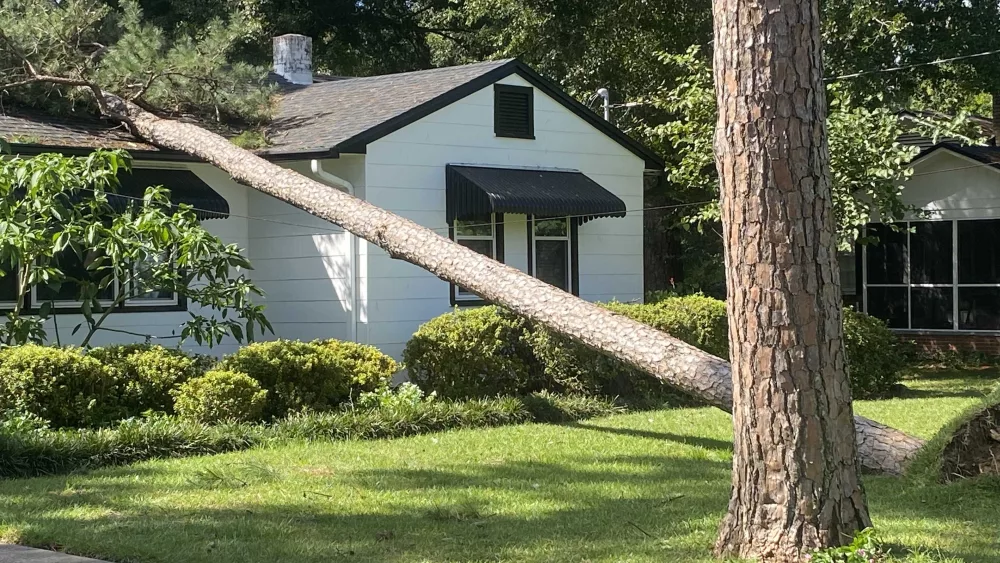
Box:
(96, 96, 922, 476)
(711, 0, 873, 559)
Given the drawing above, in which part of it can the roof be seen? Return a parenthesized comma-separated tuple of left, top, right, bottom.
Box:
(2, 59, 664, 169)
(896, 110, 996, 149)
(911, 142, 1000, 170)
(445, 165, 627, 224)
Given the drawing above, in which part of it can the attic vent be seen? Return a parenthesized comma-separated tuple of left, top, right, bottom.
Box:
(494, 84, 534, 139)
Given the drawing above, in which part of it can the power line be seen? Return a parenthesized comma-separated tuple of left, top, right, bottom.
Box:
(826, 49, 1000, 81)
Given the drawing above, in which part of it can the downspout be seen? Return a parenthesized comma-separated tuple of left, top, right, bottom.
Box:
(310, 159, 358, 343)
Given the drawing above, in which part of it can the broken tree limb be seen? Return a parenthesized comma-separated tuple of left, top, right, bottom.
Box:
(97, 94, 924, 475)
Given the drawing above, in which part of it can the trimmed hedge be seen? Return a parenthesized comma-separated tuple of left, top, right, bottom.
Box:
(87, 344, 207, 417)
(403, 297, 906, 404)
(218, 339, 399, 419)
(404, 306, 545, 399)
(173, 370, 268, 424)
(0, 393, 620, 479)
(0, 345, 117, 428)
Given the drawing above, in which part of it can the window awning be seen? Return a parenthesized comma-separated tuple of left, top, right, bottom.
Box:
(446, 165, 626, 224)
(109, 169, 230, 220)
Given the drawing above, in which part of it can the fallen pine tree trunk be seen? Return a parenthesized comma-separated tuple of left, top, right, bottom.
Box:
(96, 95, 925, 475)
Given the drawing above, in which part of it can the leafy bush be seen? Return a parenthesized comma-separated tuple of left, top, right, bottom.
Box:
(528, 296, 728, 406)
(357, 382, 436, 410)
(87, 344, 207, 417)
(313, 339, 400, 392)
(0, 345, 117, 428)
(0, 393, 618, 479)
(842, 308, 907, 399)
(218, 340, 358, 419)
(173, 371, 268, 424)
(404, 306, 545, 399)
(809, 528, 887, 563)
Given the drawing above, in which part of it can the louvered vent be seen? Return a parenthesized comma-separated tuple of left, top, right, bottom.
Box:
(494, 84, 534, 139)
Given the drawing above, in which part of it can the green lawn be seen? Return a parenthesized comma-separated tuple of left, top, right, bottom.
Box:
(0, 370, 997, 563)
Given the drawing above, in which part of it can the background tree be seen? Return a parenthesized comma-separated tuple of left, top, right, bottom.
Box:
(0, 0, 922, 474)
(0, 149, 270, 347)
(711, 0, 871, 558)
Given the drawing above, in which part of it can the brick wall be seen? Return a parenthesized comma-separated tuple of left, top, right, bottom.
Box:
(901, 333, 1000, 355)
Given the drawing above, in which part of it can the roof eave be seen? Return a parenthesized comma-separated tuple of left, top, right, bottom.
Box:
(6, 142, 340, 163)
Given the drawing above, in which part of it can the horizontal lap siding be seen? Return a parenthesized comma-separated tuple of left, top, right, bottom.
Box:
(363, 74, 644, 359)
(245, 157, 364, 346)
(902, 151, 1000, 220)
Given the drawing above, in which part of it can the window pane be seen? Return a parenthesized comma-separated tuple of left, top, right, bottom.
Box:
(1, 269, 17, 303)
(865, 223, 907, 284)
(910, 221, 952, 284)
(911, 288, 953, 330)
(838, 251, 856, 296)
(455, 217, 493, 237)
(534, 218, 568, 237)
(536, 239, 569, 291)
(958, 219, 1000, 284)
(455, 239, 493, 297)
(130, 252, 175, 302)
(866, 287, 908, 329)
(959, 288, 1000, 330)
(37, 250, 115, 302)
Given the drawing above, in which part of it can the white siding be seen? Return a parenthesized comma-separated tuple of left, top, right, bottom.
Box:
(246, 156, 364, 345)
(363, 73, 646, 357)
(901, 150, 1000, 220)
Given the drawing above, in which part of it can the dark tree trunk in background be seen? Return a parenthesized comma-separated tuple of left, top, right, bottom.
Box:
(643, 185, 685, 294)
(711, 0, 872, 558)
(992, 91, 1000, 146)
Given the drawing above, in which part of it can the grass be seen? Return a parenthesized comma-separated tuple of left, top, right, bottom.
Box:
(0, 369, 997, 563)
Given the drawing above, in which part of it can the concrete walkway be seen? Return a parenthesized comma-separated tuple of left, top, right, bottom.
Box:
(0, 546, 110, 563)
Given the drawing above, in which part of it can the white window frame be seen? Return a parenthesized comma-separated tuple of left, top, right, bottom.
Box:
(452, 213, 497, 302)
(862, 218, 1000, 332)
(530, 216, 572, 292)
(124, 252, 181, 307)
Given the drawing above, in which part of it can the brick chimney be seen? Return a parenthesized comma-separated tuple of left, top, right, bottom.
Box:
(273, 34, 312, 85)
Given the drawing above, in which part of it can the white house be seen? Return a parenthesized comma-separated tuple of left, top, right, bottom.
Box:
(848, 134, 1000, 353)
(0, 34, 663, 358)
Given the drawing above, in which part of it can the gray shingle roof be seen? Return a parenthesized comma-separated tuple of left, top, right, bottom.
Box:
(0, 107, 157, 151)
(263, 59, 514, 155)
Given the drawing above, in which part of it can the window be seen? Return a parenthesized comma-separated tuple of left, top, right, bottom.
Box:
(494, 84, 534, 139)
(34, 249, 116, 306)
(529, 216, 575, 293)
(862, 219, 1000, 331)
(1, 266, 18, 307)
(126, 251, 179, 306)
(451, 214, 503, 303)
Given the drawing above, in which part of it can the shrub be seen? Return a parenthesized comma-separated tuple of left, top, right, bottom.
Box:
(403, 306, 545, 399)
(174, 371, 268, 424)
(313, 339, 400, 392)
(357, 382, 436, 410)
(0, 393, 618, 479)
(87, 344, 206, 417)
(219, 340, 357, 418)
(528, 295, 728, 406)
(842, 308, 907, 399)
(0, 345, 117, 428)
(809, 528, 887, 563)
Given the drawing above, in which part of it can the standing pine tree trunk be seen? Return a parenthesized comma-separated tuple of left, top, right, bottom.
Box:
(711, 0, 871, 559)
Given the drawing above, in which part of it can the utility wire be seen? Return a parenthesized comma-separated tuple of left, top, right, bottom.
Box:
(826, 48, 1000, 82)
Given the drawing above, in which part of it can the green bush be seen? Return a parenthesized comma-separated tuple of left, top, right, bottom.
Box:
(173, 370, 268, 424)
(313, 339, 399, 392)
(0, 393, 618, 479)
(0, 345, 117, 428)
(528, 296, 728, 406)
(403, 306, 545, 399)
(219, 340, 362, 418)
(87, 344, 206, 417)
(842, 308, 907, 399)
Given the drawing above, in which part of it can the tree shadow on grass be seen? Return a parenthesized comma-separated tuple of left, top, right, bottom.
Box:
(562, 422, 734, 452)
(0, 456, 733, 563)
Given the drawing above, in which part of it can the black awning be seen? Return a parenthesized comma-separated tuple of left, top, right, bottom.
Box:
(446, 165, 626, 224)
(110, 169, 230, 220)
